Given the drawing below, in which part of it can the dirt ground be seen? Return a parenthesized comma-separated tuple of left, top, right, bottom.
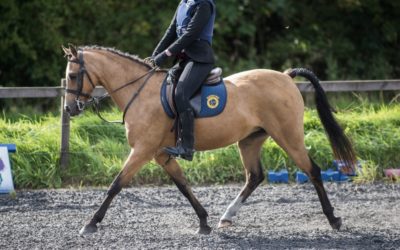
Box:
(0, 183, 399, 249)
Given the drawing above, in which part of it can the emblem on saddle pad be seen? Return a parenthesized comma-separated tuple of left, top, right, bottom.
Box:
(160, 68, 227, 119)
(206, 95, 219, 109)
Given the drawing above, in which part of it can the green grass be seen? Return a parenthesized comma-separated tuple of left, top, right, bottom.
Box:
(1, 103, 400, 188)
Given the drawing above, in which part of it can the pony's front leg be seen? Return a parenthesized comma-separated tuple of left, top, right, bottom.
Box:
(79, 149, 153, 235)
(155, 153, 211, 234)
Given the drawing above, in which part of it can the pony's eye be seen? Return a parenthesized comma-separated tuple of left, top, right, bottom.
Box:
(68, 73, 77, 80)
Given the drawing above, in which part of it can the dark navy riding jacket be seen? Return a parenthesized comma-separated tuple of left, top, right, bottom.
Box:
(152, 0, 215, 64)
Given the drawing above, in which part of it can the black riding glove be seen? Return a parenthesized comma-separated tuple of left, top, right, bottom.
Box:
(154, 51, 168, 67)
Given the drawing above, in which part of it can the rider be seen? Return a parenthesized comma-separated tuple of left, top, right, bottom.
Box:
(148, 0, 216, 161)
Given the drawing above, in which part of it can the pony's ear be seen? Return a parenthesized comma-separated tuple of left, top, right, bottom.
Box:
(68, 43, 78, 58)
(61, 45, 70, 57)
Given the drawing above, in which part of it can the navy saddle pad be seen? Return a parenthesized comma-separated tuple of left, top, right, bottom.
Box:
(160, 77, 227, 119)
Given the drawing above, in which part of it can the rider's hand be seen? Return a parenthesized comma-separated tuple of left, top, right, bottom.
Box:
(154, 51, 168, 67)
(143, 56, 156, 67)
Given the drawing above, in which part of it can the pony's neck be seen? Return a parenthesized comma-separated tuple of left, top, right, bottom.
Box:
(85, 49, 153, 111)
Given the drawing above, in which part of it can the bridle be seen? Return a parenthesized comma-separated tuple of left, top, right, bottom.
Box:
(66, 50, 156, 124)
(66, 52, 96, 112)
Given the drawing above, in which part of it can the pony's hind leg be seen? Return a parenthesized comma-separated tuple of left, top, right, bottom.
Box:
(79, 149, 153, 235)
(308, 157, 342, 229)
(218, 130, 268, 228)
(269, 127, 342, 230)
(155, 153, 211, 234)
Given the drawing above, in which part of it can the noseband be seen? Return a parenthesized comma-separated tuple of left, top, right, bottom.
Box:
(66, 50, 156, 123)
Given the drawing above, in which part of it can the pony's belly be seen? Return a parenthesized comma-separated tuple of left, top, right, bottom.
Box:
(195, 133, 246, 151)
(194, 117, 256, 151)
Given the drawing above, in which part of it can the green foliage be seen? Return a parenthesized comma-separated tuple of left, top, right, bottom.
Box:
(1, 104, 400, 188)
(353, 160, 382, 183)
(0, 0, 399, 91)
(0, 114, 62, 188)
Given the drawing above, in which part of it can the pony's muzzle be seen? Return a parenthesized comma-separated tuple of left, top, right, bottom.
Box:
(64, 100, 84, 116)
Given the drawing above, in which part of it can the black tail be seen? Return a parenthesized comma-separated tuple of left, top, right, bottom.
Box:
(285, 68, 357, 169)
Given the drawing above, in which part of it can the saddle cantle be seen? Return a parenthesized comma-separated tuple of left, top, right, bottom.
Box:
(161, 67, 227, 118)
(205, 67, 223, 84)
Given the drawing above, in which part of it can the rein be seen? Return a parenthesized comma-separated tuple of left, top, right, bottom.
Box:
(67, 50, 157, 124)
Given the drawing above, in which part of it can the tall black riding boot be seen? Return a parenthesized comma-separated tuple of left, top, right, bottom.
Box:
(164, 109, 195, 161)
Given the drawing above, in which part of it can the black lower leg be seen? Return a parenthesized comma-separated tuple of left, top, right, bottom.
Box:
(90, 173, 123, 225)
(309, 158, 342, 229)
(171, 178, 210, 233)
(241, 161, 265, 203)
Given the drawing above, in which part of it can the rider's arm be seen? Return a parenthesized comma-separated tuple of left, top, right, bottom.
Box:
(152, 10, 178, 57)
(166, 2, 212, 56)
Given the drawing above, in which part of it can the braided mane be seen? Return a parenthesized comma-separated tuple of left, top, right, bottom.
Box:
(79, 45, 153, 69)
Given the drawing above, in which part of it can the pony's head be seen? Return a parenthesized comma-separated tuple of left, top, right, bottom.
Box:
(62, 44, 97, 116)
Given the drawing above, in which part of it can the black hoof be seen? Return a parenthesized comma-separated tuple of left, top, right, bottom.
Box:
(197, 225, 212, 235)
(79, 223, 98, 235)
(330, 217, 342, 230)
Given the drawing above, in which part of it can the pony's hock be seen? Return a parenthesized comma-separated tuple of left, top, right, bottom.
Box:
(63, 45, 356, 234)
